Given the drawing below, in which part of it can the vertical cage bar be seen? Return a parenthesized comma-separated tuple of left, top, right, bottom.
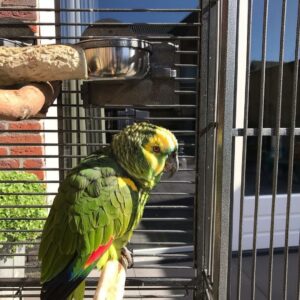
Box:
(206, 0, 219, 280)
(251, 1, 269, 299)
(54, 0, 65, 181)
(194, 0, 208, 297)
(195, 0, 219, 296)
(213, 0, 237, 298)
(298, 233, 300, 300)
(75, 0, 81, 165)
(54, 0, 62, 45)
(282, 1, 300, 299)
(268, 0, 287, 299)
(0, 1, 200, 299)
(235, 0, 252, 299)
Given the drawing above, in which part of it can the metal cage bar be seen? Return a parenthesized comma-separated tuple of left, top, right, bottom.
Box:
(211, 0, 237, 299)
(1, 1, 300, 299)
(282, 1, 300, 299)
(250, 0, 268, 298)
(230, 0, 300, 299)
(268, 1, 287, 299)
(235, 0, 252, 298)
(0, 1, 201, 299)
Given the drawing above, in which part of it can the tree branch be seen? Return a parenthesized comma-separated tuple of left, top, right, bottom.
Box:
(0, 44, 87, 86)
(0, 81, 61, 120)
(93, 260, 126, 300)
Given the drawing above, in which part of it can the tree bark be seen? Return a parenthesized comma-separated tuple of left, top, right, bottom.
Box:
(0, 81, 61, 120)
(0, 44, 87, 86)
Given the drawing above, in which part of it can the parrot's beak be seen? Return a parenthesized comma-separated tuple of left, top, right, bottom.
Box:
(164, 151, 179, 177)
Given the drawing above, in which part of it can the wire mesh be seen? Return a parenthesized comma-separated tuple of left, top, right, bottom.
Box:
(230, 0, 300, 299)
(0, 0, 201, 299)
(1, 1, 299, 299)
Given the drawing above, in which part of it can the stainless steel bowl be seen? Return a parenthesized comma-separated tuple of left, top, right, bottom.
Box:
(77, 38, 152, 80)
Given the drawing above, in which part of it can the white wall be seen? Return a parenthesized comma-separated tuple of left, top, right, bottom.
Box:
(237, 194, 300, 250)
(39, 0, 59, 205)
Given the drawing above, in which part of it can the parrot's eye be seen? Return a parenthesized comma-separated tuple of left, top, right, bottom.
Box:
(152, 146, 161, 153)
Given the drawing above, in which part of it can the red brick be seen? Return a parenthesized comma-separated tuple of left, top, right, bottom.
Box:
(2, 0, 36, 6)
(0, 148, 8, 156)
(10, 146, 43, 156)
(27, 170, 44, 180)
(0, 159, 19, 169)
(23, 159, 43, 169)
(0, 122, 7, 130)
(0, 10, 37, 21)
(8, 121, 42, 131)
(0, 135, 42, 144)
(24, 159, 44, 180)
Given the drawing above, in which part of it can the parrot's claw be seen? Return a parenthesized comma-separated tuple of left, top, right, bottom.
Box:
(120, 247, 134, 270)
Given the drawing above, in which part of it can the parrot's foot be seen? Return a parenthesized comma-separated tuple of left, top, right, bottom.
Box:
(120, 247, 134, 270)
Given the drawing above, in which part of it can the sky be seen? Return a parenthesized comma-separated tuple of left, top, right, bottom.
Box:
(77, 0, 198, 23)
(251, 0, 299, 62)
(91, 0, 299, 62)
(61, 0, 299, 62)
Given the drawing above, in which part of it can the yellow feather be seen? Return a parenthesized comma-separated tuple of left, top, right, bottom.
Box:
(117, 177, 138, 191)
(142, 148, 165, 175)
(144, 128, 177, 154)
(141, 127, 178, 178)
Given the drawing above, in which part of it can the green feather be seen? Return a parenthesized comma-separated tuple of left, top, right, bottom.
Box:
(75, 174, 89, 190)
(114, 218, 122, 236)
(80, 168, 100, 181)
(103, 201, 119, 217)
(62, 228, 75, 254)
(89, 229, 95, 252)
(114, 190, 124, 207)
(67, 280, 85, 300)
(104, 176, 117, 187)
(94, 226, 103, 246)
(102, 223, 113, 244)
(41, 245, 59, 282)
(39, 124, 172, 294)
(82, 233, 90, 254)
(110, 191, 121, 208)
(86, 180, 101, 197)
(96, 208, 108, 227)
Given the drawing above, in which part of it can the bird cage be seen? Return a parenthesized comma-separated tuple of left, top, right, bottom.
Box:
(0, 0, 299, 299)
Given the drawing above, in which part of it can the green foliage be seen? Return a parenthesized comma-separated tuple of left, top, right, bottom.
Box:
(0, 171, 47, 254)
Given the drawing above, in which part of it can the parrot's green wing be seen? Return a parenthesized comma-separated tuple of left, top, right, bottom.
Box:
(38, 149, 139, 285)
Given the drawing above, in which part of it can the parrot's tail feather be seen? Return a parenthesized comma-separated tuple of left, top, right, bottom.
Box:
(41, 276, 85, 300)
(67, 281, 86, 300)
(40, 259, 87, 300)
(40, 239, 114, 299)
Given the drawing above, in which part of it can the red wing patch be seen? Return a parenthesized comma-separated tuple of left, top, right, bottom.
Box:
(84, 237, 113, 269)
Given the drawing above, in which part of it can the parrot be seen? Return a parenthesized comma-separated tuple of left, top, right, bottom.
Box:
(38, 122, 179, 300)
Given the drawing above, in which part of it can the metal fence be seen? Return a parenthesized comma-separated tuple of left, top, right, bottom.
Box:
(0, 0, 200, 299)
(0, 0, 300, 299)
(197, 0, 300, 299)
(223, 0, 300, 299)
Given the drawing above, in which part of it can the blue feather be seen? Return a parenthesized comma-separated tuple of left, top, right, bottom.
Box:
(40, 257, 89, 300)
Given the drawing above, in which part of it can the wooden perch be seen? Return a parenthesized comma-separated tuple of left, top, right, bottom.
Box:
(0, 44, 87, 86)
(0, 81, 61, 120)
(93, 260, 126, 300)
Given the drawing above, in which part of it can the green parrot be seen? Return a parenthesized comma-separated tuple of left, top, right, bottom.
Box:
(38, 122, 178, 299)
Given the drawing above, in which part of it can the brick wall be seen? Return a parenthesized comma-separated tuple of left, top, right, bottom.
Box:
(0, 0, 44, 180)
(0, 0, 38, 33)
(0, 121, 45, 180)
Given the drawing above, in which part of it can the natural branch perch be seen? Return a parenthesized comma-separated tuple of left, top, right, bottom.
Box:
(0, 44, 87, 86)
(0, 81, 61, 120)
(93, 260, 126, 300)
